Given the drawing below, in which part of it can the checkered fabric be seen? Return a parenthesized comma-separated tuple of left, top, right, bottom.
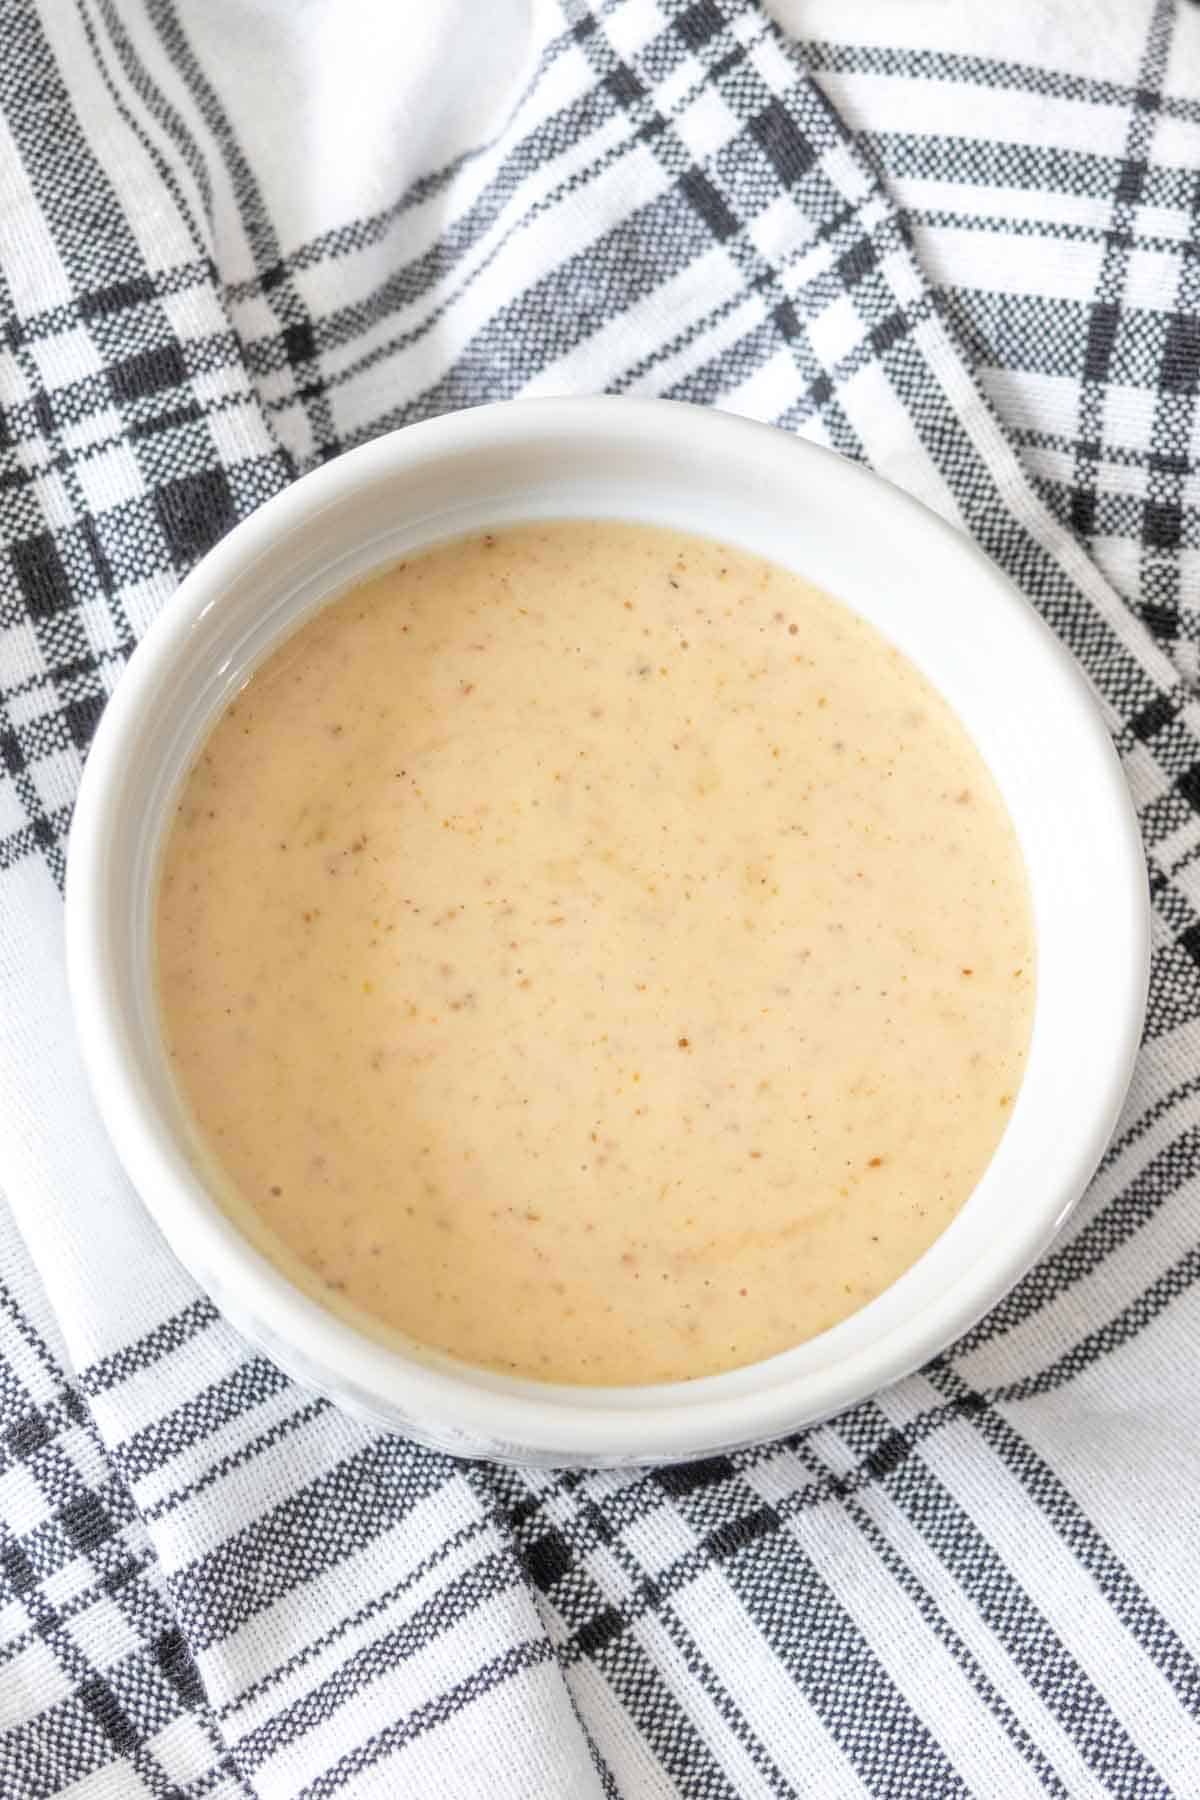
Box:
(3, 0, 1200, 1793)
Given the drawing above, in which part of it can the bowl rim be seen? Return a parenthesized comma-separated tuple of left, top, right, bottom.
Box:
(64, 396, 1150, 1463)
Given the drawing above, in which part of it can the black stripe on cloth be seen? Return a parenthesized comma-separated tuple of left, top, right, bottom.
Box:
(1097, 1071, 1200, 1177)
(301, 93, 641, 367)
(0, 368, 254, 502)
(211, 1511, 493, 1722)
(479, 1367, 1127, 1666)
(3, 3, 186, 654)
(0, 1551, 156, 1672)
(566, 0, 868, 452)
(477, 1473, 750, 1798)
(607, 179, 856, 399)
(0, 316, 116, 890)
(924, 1362, 1200, 1721)
(909, 199, 1200, 264)
(1, 1384, 87, 1476)
(834, 1399, 1177, 1799)
(1067, 3, 1174, 553)
(140, 1392, 331, 1525)
(871, 126, 1200, 215)
(0, 9, 286, 886)
(537, 1617, 626, 1800)
(0, 255, 214, 350)
(78, 1296, 219, 1395)
(261, 15, 795, 443)
(339, 179, 757, 436)
(0, 780, 73, 887)
(80, 0, 212, 252)
(227, 1544, 529, 1769)
(805, 26, 1200, 694)
(216, 1479, 626, 1800)
(792, 24, 1183, 718)
(991, 1240, 1200, 1404)
(560, 1479, 799, 1798)
(841, 291, 1160, 711)
(561, 1618, 748, 1800)
(8, 1464, 142, 1601)
(142, 0, 337, 458)
(1040, 427, 1200, 492)
(170, 1438, 457, 1651)
(15, 1636, 218, 1795)
(110, 1356, 293, 1484)
(219, 0, 627, 304)
(950, 1125, 1200, 1356)
(286, 0, 848, 457)
(1032, 477, 1200, 555)
(491, 1443, 1037, 1789)
(1139, 275, 1200, 660)
(665, 315, 790, 404)
(649, 1457, 973, 1796)
(0, 1279, 248, 1797)
(1145, 935, 1200, 1045)
(301, 1639, 558, 1800)
(926, 290, 1179, 392)
(788, 1436, 1074, 1797)
(802, 34, 1200, 129)
(286, 31, 675, 364)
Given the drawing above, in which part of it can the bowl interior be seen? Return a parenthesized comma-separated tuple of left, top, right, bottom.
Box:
(68, 400, 1147, 1462)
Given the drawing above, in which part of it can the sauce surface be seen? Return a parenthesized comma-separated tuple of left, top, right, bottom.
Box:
(157, 521, 1034, 1384)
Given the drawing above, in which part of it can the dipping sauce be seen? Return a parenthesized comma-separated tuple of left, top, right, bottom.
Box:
(157, 521, 1034, 1384)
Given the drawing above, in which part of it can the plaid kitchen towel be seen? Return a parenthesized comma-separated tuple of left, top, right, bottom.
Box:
(3, 0, 1200, 1793)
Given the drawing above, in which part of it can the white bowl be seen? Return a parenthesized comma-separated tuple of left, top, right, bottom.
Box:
(65, 398, 1148, 1466)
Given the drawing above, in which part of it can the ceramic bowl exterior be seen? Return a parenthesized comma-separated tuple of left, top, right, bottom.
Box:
(65, 399, 1149, 1465)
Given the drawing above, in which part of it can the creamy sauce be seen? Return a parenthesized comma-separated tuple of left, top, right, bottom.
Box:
(157, 521, 1034, 1384)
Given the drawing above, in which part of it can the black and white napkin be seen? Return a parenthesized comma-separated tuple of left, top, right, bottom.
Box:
(3, 2, 1199, 1794)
